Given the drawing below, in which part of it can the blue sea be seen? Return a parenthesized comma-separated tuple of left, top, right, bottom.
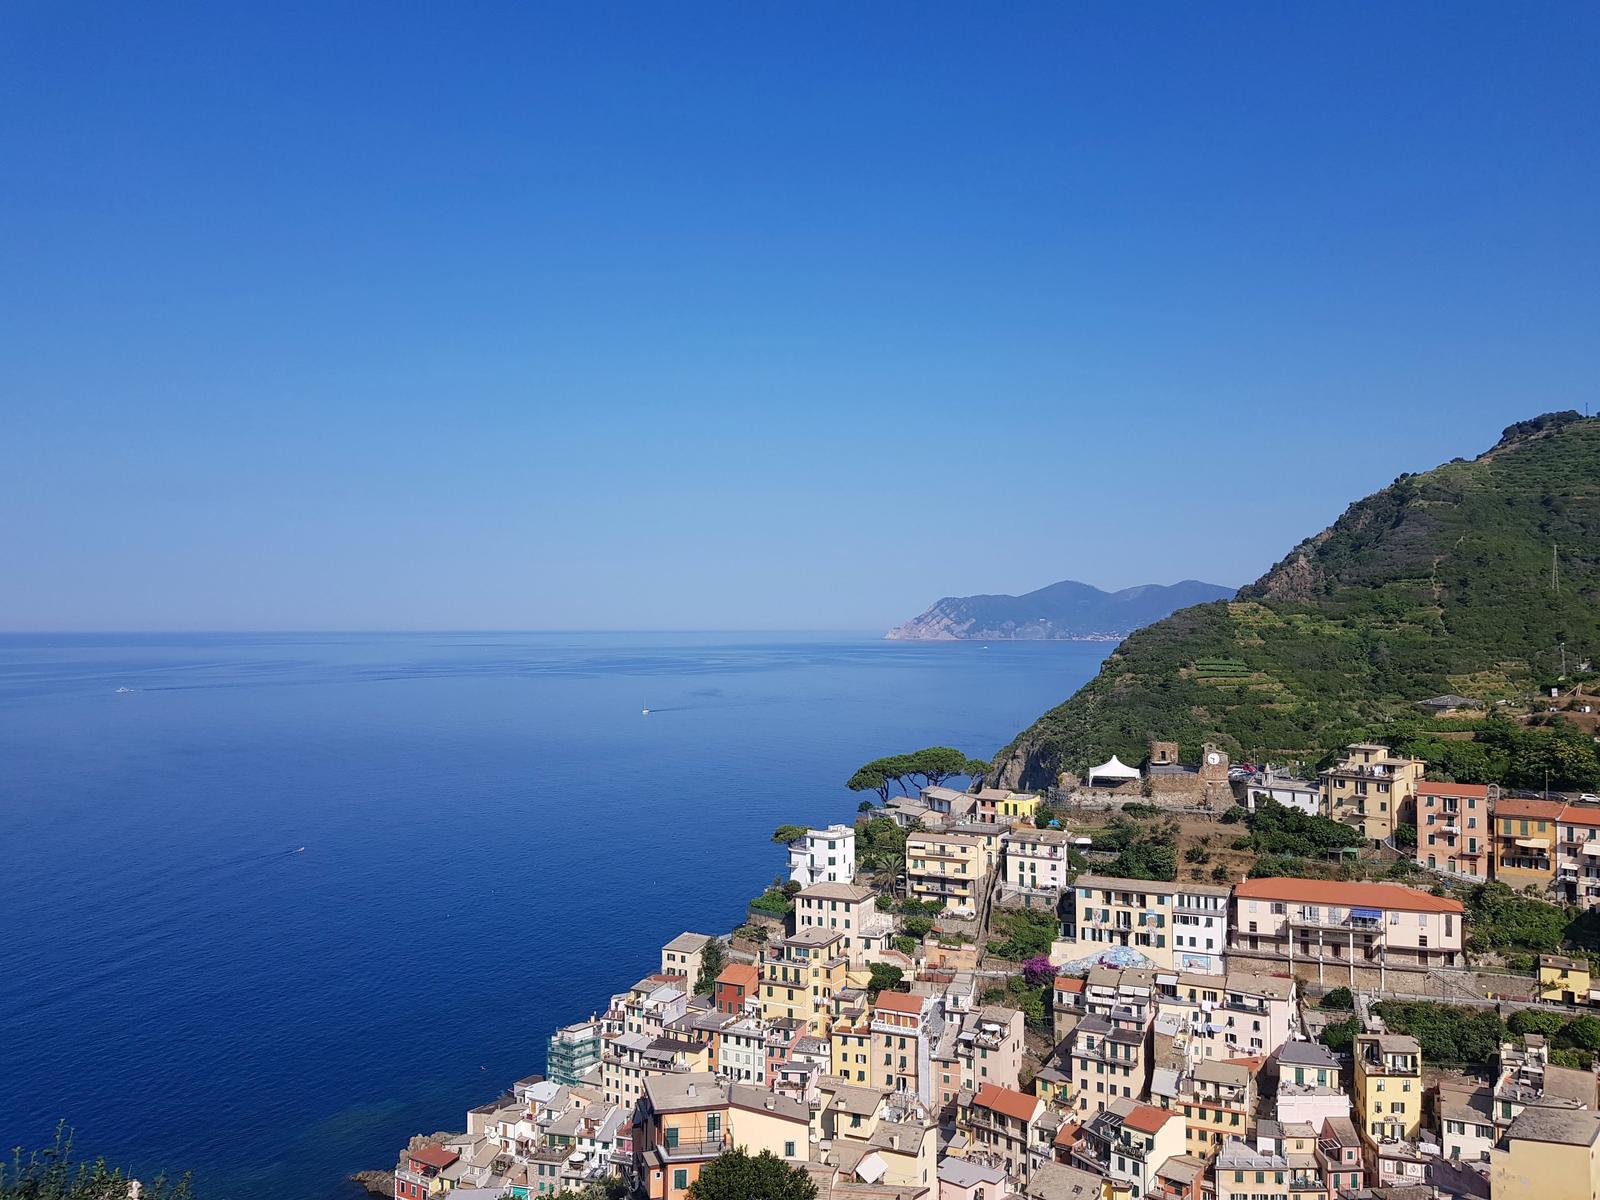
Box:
(0, 632, 1107, 1199)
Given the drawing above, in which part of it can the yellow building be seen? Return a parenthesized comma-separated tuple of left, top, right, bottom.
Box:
(1156, 1060, 1253, 1156)
(905, 830, 987, 917)
(759, 926, 847, 1031)
(1353, 1032, 1422, 1150)
(636, 1074, 811, 1200)
(1539, 955, 1595, 1004)
(1059, 875, 1178, 969)
(829, 998, 874, 1085)
(1490, 1108, 1600, 1200)
(1319, 743, 1425, 842)
(1494, 797, 1563, 892)
(997, 791, 1043, 821)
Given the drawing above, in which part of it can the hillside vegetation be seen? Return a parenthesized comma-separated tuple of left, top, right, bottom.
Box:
(991, 413, 1600, 790)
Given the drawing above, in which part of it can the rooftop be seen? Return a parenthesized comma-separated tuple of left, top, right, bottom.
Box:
(799, 882, 875, 902)
(663, 932, 712, 953)
(1505, 1107, 1600, 1147)
(972, 1082, 1041, 1123)
(1235, 877, 1463, 914)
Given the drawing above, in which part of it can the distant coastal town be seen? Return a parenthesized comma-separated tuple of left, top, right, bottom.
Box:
(372, 710, 1600, 1200)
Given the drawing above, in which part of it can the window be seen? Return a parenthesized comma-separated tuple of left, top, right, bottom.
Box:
(784, 1141, 796, 1158)
(673, 1170, 688, 1191)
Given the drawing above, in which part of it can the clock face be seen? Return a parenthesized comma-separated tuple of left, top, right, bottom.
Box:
(1207, 752, 1220, 765)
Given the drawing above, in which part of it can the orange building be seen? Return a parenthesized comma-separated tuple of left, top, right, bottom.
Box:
(713, 962, 759, 1016)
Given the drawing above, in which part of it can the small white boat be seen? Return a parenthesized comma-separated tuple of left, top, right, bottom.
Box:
(642, 708, 651, 715)
(296, 847, 305, 853)
(115, 686, 132, 693)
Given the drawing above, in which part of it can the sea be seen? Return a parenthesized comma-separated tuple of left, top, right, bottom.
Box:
(0, 631, 1109, 1200)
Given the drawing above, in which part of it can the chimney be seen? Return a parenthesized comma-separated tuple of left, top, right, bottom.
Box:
(686, 1083, 696, 1098)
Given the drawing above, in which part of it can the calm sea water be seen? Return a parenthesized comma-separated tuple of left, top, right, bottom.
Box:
(0, 632, 1107, 1199)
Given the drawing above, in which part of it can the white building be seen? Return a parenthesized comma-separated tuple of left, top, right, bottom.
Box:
(787, 823, 856, 886)
(1002, 827, 1074, 897)
(1172, 883, 1230, 975)
(1238, 768, 1321, 816)
(717, 1017, 768, 1084)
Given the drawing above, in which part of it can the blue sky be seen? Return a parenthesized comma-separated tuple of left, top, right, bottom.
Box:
(4, 3, 1596, 631)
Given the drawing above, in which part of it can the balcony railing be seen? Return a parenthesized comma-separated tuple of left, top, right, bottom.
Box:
(658, 1135, 730, 1161)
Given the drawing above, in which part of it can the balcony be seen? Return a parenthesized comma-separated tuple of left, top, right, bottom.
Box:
(659, 1135, 730, 1161)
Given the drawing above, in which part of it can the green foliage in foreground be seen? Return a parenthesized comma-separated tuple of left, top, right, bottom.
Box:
(694, 939, 726, 995)
(2, 1124, 194, 1200)
(867, 963, 904, 995)
(986, 905, 1059, 961)
(1320, 986, 1354, 1010)
(686, 1149, 817, 1200)
(1462, 882, 1573, 956)
(1234, 798, 1364, 858)
(1090, 816, 1178, 881)
(993, 415, 1600, 788)
(1371, 1000, 1506, 1065)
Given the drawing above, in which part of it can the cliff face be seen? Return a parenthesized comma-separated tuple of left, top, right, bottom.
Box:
(885, 579, 1234, 641)
(991, 413, 1600, 790)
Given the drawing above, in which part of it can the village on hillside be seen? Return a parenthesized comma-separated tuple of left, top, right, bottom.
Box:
(384, 731, 1600, 1200)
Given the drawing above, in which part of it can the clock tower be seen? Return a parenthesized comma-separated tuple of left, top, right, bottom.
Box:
(1199, 742, 1230, 807)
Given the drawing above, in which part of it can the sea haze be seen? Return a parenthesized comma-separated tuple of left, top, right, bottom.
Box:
(0, 632, 1110, 1200)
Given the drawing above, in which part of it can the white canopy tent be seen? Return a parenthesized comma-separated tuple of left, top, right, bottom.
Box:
(1086, 754, 1141, 786)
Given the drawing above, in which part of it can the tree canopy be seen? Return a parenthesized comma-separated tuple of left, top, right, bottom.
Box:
(694, 939, 726, 995)
(686, 1149, 817, 1200)
(846, 747, 987, 801)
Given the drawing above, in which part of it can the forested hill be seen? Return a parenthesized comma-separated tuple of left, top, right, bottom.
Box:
(884, 579, 1233, 641)
(988, 412, 1600, 791)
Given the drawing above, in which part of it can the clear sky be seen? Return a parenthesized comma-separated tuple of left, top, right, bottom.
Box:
(4, 3, 1596, 631)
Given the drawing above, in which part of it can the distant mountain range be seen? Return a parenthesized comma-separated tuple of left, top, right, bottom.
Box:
(884, 579, 1236, 641)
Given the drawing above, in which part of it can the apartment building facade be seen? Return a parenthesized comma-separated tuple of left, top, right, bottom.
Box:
(1229, 878, 1464, 983)
(1414, 781, 1492, 881)
(1061, 876, 1177, 969)
(1494, 796, 1563, 893)
(906, 831, 987, 916)
(1319, 743, 1424, 842)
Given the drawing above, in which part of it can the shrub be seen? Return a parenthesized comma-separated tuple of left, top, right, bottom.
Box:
(868, 963, 904, 994)
(1022, 955, 1056, 988)
(902, 916, 934, 939)
(1321, 987, 1354, 1010)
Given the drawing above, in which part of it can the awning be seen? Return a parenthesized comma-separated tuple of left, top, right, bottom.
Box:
(1515, 838, 1550, 850)
(1087, 755, 1141, 784)
(1351, 907, 1383, 920)
(1583, 842, 1600, 857)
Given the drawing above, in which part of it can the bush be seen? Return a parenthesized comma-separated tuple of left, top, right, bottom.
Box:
(987, 907, 1059, 961)
(749, 887, 794, 917)
(1321, 987, 1354, 1010)
(1184, 846, 1211, 864)
(1509, 1008, 1566, 1037)
(1371, 1000, 1506, 1065)
(902, 916, 934, 939)
(892, 935, 917, 956)
(1321, 1016, 1360, 1053)
(1022, 955, 1056, 988)
(868, 963, 904, 994)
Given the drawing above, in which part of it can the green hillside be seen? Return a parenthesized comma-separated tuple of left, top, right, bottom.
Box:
(990, 412, 1600, 791)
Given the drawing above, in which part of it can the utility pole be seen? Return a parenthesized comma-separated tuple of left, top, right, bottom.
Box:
(1552, 544, 1560, 592)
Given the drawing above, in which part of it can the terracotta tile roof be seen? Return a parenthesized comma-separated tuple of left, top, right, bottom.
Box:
(1234, 877, 1463, 914)
(1123, 1103, 1177, 1135)
(1561, 804, 1600, 828)
(409, 1145, 459, 1170)
(1497, 797, 1565, 820)
(1415, 781, 1491, 798)
(973, 1082, 1041, 1123)
(873, 989, 927, 1014)
(1054, 1120, 1085, 1147)
(1054, 977, 1086, 993)
(716, 963, 758, 987)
